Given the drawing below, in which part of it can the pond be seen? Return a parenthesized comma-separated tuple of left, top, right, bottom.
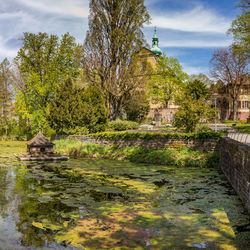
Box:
(0, 158, 249, 249)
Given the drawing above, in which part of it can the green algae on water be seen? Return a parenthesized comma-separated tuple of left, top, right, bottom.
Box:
(0, 158, 249, 249)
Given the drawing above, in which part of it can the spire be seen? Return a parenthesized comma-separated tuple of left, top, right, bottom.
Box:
(150, 27, 162, 56)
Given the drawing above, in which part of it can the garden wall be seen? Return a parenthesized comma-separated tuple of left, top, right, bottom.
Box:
(51, 133, 220, 152)
(220, 137, 250, 210)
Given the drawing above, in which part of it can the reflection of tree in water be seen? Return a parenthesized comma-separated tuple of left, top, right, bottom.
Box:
(0, 160, 249, 249)
(0, 168, 12, 218)
(12, 164, 81, 248)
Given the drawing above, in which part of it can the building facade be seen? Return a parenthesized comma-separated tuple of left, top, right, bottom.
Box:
(142, 30, 179, 123)
(216, 80, 250, 121)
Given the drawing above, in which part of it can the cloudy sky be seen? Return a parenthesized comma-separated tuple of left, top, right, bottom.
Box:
(0, 0, 239, 75)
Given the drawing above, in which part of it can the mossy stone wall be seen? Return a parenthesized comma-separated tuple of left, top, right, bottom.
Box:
(51, 134, 220, 152)
(220, 137, 250, 210)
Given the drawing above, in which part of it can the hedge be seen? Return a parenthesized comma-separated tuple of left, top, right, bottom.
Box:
(90, 131, 225, 141)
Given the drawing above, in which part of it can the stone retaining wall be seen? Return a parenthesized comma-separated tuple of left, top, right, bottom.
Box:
(220, 137, 250, 210)
(51, 134, 220, 152)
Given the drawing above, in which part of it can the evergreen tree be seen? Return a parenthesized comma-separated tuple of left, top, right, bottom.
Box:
(47, 79, 108, 134)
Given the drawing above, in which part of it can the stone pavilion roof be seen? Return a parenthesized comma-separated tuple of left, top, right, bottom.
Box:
(26, 132, 54, 147)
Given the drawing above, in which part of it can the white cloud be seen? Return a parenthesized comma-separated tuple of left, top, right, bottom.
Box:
(160, 39, 232, 48)
(19, 0, 89, 18)
(148, 5, 231, 33)
(182, 63, 209, 75)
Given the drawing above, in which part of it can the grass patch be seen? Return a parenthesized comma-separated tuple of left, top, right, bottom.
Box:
(54, 140, 219, 168)
(0, 141, 26, 158)
(221, 120, 250, 134)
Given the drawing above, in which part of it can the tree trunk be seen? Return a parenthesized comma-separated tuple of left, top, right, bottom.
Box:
(233, 100, 237, 121)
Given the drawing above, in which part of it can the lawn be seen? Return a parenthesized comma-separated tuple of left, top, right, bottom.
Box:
(0, 141, 26, 158)
(222, 120, 250, 134)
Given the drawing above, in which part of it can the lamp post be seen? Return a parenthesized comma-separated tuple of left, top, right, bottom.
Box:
(213, 93, 218, 132)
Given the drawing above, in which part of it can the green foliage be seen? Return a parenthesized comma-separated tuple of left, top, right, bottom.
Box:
(222, 120, 250, 134)
(228, 0, 250, 55)
(174, 80, 213, 132)
(109, 121, 139, 131)
(196, 125, 212, 132)
(62, 127, 89, 136)
(124, 90, 150, 123)
(47, 79, 108, 134)
(0, 58, 13, 136)
(81, 85, 109, 133)
(54, 140, 220, 168)
(83, 0, 150, 120)
(91, 131, 223, 140)
(150, 54, 188, 108)
(15, 32, 82, 132)
(173, 101, 203, 133)
(126, 147, 176, 165)
(189, 74, 214, 88)
(186, 80, 210, 100)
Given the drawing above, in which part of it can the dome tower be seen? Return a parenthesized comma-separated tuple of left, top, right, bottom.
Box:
(150, 27, 162, 56)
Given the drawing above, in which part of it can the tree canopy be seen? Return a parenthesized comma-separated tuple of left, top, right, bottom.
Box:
(228, 0, 250, 55)
(150, 54, 188, 108)
(210, 48, 248, 120)
(15, 32, 82, 120)
(0, 58, 14, 136)
(83, 0, 150, 120)
(47, 79, 109, 134)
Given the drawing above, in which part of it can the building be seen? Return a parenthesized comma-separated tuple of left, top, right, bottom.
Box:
(26, 131, 54, 154)
(142, 29, 179, 123)
(216, 80, 250, 121)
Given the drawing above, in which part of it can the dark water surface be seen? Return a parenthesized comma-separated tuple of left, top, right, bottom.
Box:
(0, 158, 249, 249)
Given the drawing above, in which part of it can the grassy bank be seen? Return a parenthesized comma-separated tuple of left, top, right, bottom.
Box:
(54, 140, 219, 168)
(0, 141, 26, 158)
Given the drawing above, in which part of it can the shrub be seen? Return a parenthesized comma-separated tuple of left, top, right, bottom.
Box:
(126, 147, 175, 165)
(61, 126, 89, 135)
(54, 140, 220, 168)
(109, 120, 139, 131)
(91, 131, 224, 140)
(196, 125, 212, 132)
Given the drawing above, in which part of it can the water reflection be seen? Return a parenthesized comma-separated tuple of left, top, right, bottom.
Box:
(0, 159, 249, 249)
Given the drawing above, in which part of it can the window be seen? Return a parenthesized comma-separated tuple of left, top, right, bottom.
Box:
(244, 101, 248, 108)
(237, 101, 241, 109)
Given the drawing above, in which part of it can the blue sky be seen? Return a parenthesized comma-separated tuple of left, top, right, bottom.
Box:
(0, 0, 239, 75)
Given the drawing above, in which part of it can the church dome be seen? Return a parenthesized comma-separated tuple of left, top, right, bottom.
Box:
(151, 45, 162, 56)
(150, 29, 162, 56)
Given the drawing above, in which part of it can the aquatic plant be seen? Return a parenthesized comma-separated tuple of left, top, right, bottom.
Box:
(54, 140, 220, 168)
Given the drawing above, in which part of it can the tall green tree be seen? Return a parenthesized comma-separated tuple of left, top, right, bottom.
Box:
(150, 54, 188, 108)
(228, 0, 250, 55)
(0, 58, 13, 136)
(173, 80, 212, 132)
(47, 79, 108, 134)
(83, 0, 150, 120)
(186, 79, 210, 101)
(15, 32, 82, 123)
